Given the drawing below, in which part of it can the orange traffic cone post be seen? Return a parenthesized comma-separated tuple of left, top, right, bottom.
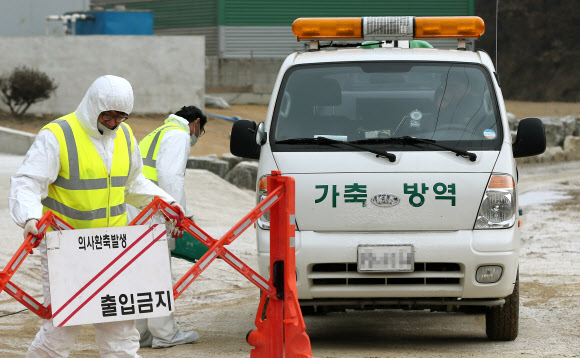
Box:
(248, 171, 312, 358)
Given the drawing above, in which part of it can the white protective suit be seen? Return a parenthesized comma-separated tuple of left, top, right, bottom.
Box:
(9, 75, 176, 358)
(127, 114, 199, 348)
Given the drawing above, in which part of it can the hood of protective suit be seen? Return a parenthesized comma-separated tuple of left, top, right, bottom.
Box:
(75, 75, 134, 138)
(165, 114, 191, 134)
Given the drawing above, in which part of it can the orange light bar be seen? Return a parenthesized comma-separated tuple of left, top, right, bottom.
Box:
(488, 175, 515, 189)
(292, 18, 363, 41)
(415, 16, 485, 39)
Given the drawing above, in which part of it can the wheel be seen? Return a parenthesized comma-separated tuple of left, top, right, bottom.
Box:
(246, 329, 254, 343)
(485, 271, 519, 341)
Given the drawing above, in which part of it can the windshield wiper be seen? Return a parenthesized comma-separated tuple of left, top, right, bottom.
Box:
(351, 136, 477, 162)
(276, 137, 396, 162)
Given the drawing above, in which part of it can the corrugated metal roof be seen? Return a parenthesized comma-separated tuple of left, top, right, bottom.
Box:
(94, 0, 474, 27)
(221, 0, 474, 26)
(109, 0, 217, 28)
(91, 0, 475, 57)
(93, 0, 155, 4)
(221, 26, 304, 58)
(219, 27, 470, 58)
(155, 26, 218, 55)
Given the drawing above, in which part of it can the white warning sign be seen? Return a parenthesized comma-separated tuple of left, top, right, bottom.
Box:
(46, 224, 173, 327)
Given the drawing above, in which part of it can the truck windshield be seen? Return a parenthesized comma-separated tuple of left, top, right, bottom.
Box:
(271, 62, 502, 151)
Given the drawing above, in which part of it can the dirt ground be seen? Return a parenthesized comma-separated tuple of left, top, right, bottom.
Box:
(0, 100, 578, 158)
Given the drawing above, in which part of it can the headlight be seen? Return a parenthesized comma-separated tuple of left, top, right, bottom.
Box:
(256, 175, 270, 230)
(474, 174, 516, 229)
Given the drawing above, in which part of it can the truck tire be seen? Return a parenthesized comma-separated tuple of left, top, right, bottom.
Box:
(485, 271, 519, 341)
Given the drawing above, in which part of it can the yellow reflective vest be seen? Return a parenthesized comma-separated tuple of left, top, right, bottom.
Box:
(41, 112, 134, 229)
(139, 122, 187, 185)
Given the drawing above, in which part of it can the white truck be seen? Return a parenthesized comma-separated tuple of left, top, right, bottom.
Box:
(230, 16, 546, 341)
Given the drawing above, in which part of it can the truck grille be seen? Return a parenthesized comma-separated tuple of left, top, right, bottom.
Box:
(310, 262, 462, 286)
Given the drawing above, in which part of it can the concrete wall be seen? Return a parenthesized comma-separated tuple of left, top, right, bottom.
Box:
(205, 56, 283, 105)
(0, 36, 205, 114)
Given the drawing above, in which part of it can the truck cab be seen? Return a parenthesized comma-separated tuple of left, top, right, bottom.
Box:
(230, 16, 546, 341)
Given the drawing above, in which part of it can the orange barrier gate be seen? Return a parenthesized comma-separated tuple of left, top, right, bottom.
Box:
(0, 212, 73, 319)
(0, 170, 312, 357)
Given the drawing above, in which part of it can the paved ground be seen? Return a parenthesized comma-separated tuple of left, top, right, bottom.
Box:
(0, 155, 579, 357)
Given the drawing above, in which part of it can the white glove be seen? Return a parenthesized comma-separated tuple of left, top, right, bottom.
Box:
(23, 219, 39, 240)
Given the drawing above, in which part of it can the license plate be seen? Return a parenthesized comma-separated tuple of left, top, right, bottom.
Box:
(357, 245, 414, 272)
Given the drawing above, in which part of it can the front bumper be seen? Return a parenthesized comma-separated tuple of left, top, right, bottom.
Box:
(257, 227, 519, 303)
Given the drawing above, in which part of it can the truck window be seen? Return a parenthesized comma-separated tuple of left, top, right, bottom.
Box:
(271, 62, 502, 151)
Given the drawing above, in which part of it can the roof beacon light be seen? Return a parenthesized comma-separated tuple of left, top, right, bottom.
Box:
(292, 16, 484, 41)
(415, 17, 485, 38)
(364, 16, 414, 40)
(292, 18, 363, 40)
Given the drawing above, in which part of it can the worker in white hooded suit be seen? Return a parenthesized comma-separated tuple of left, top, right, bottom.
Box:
(127, 105, 207, 348)
(9, 75, 184, 357)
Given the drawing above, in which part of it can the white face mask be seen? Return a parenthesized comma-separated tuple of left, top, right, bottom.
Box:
(190, 133, 198, 147)
(97, 121, 116, 136)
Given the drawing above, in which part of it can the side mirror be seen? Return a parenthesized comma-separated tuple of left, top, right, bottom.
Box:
(512, 117, 546, 158)
(256, 122, 267, 145)
(230, 119, 261, 159)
